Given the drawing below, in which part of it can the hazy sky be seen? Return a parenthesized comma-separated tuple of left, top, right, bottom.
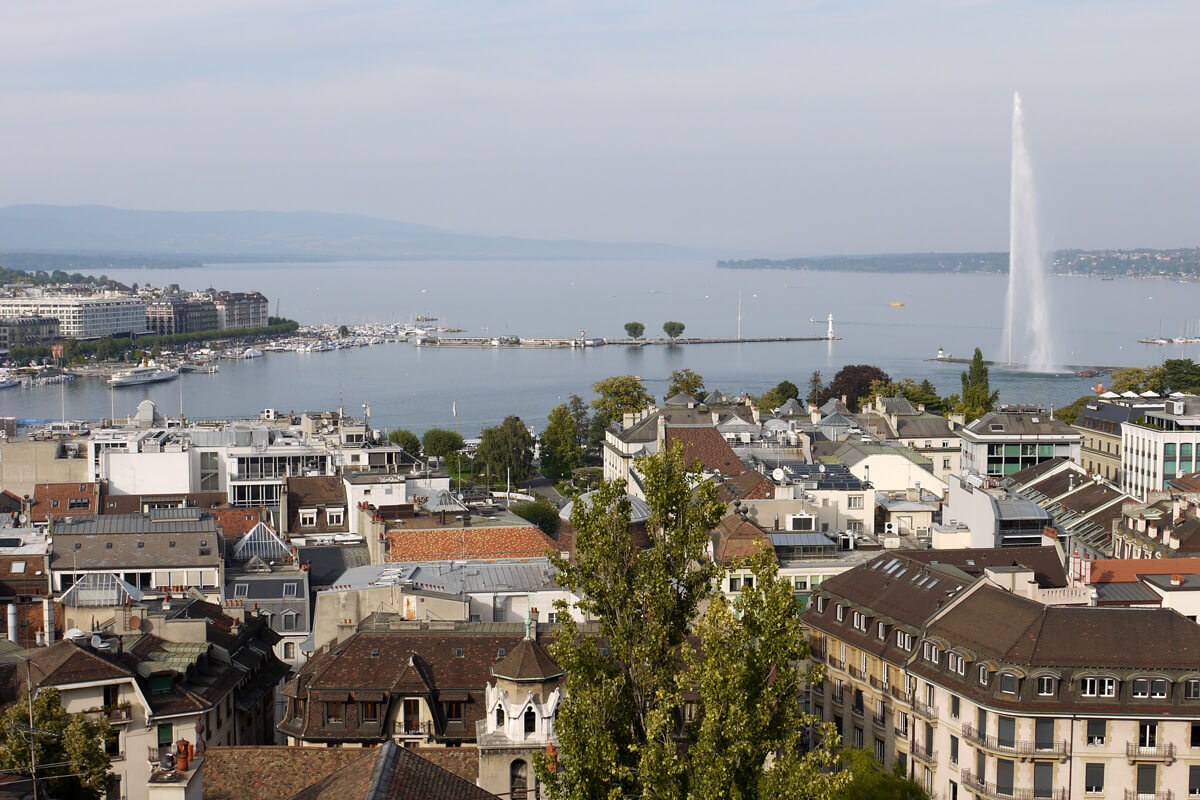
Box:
(2, 1, 1197, 254)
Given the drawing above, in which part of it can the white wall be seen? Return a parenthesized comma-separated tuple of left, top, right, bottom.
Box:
(102, 451, 193, 495)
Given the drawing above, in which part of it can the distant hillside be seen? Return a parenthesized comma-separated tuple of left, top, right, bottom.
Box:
(0, 205, 692, 263)
(719, 248, 1200, 277)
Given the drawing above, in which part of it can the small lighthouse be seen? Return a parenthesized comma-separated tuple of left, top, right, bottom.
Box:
(826, 313, 834, 340)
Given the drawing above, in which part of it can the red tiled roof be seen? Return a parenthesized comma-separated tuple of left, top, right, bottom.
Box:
(202, 746, 367, 800)
(663, 427, 746, 476)
(30, 482, 99, 523)
(1089, 558, 1200, 584)
(385, 527, 555, 562)
(712, 514, 775, 564)
(715, 470, 774, 502)
(210, 507, 266, 537)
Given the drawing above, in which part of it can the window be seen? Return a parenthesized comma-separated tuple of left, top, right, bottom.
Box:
(10, 561, 24, 574)
(853, 726, 864, 748)
(1033, 763, 1053, 799)
(1187, 679, 1200, 699)
(1086, 719, 1105, 745)
(1080, 677, 1115, 697)
(729, 576, 742, 592)
(1084, 763, 1104, 794)
(283, 583, 298, 597)
(948, 653, 965, 675)
(300, 510, 317, 527)
(835, 604, 844, 622)
(922, 642, 939, 664)
(874, 738, 885, 762)
(446, 701, 464, 722)
(896, 711, 909, 736)
(1133, 678, 1150, 698)
(284, 642, 296, 659)
(877, 622, 887, 641)
(950, 734, 959, 765)
(327, 508, 344, 527)
(683, 702, 696, 722)
(282, 612, 297, 632)
(1189, 765, 1200, 797)
(1152, 679, 1169, 698)
(743, 576, 754, 590)
(950, 695, 960, 719)
(524, 707, 536, 735)
(896, 631, 912, 651)
(150, 675, 172, 695)
(361, 701, 379, 722)
(200, 451, 220, 492)
(1191, 722, 1200, 748)
(852, 611, 867, 632)
(1139, 721, 1158, 748)
(816, 596, 825, 613)
(848, 495, 864, 509)
(999, 673, 1017, 695)
(325, 701, 345, 724)
(833, 679, 844, 702)
(1037, 676, 1056, 696)
(979, 665, 989, 686)
(233, 584, 248, 598)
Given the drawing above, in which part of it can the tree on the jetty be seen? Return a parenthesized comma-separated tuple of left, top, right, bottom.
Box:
(662, 320, 686, 340)
(536, 443, 847, 800)
(624, 321, 645, 340)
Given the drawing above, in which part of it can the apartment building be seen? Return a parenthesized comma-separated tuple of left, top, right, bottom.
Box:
(211, 291, 269, 330)
(960, 410, 1082, 478)
(1073, 395, 1165, 483)
(806, 551, 1200, 800)
(0, 294, 147, 339)
(1122, 395, 1200, 500)
(0, 315, 59, 352)
(144, 297, 218, 336)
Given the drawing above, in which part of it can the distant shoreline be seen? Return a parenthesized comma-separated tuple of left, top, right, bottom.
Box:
(718, 248, 1200, 279)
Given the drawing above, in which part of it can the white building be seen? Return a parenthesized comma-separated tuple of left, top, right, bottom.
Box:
(1122, 395, 1200, 500)
(960, 409, 1082, 478)
(0, 294, 147, 339)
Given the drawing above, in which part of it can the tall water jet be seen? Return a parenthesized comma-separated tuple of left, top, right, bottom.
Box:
(1001, 91, 1056, 371)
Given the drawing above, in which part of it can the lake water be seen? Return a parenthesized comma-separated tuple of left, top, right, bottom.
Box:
(3, 259, 1197, 433)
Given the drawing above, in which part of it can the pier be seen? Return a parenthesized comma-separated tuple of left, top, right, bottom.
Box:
(414, 334, 837, 349)
(929, 352, 1118, 376)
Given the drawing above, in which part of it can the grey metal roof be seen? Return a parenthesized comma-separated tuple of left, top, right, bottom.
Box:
(50, 530, 219, 569)
(559, 491, 651, 523)
(53, 513, 218, 535)
(767, 532, 838, 548)
(325, 558, 559, 595)
(228, 573, 308, 600)
(1094, 582, 1161, 604)
(993, 495, 1052, 522)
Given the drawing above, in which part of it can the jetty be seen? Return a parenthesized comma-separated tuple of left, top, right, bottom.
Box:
(928, 349, 1117, 376)
(414, 334, 837, 349)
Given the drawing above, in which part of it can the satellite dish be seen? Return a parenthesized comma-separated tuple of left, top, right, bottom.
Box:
(90, 635, 104, 649)
(129, 616, 141, 630)
(818, 464, 826, 473)
(18, 514, 27, 524)
(65, 628, 87, 642)
(772, 468, 786, 482)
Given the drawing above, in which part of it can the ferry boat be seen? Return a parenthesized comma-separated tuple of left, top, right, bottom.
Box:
(109, 361, 180, 387)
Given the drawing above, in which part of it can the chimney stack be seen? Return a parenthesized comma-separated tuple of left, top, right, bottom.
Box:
(42, 598, 54, 645)
(6, 604, 17, 645)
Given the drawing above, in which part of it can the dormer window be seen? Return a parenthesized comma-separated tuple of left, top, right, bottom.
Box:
(999, 673, 1017, 695)
(896, 630, 913, 650)
(835, 604, 844, 622)
(852, 611, 868, 632)
(524, 707, 536, 735)
(1037, 676, 1056, 696)
(1133, 679, 1150, 698)
(327, 508, 344, 527)
(979, 666, 989, 687)
(234, 584, 248, 598)
(947, 653, 966, 675)
(922, 642, 939, 665)
(1080, 677, 1116, 697)
(816, 596, 825, 613)
(1186, 680, 1200, 700)
(877, 622, 887, 641)
(1152, 679, 1168, 699)
(300, 510, 317, 527)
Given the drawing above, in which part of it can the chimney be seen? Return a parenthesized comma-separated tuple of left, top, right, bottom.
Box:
(1089, 590, 1098, 607)
(622, 412, 635, 431)
(42, 598, 54, 645)
(810, 405, 821, 424)
(1172, 574, 1185, 586)
(6, 605, 17, 645)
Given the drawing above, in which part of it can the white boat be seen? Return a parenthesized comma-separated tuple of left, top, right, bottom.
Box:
(240, 348, 264, 359)
(0, 375, 20, 390)
(109, 361, 180, 387)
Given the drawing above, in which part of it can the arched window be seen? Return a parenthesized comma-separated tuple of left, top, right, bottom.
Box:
(524, 706, 536, 735)
(510, 759, 528, 800)
(495, 706, 504, 729)
(283, 642, 296, 660)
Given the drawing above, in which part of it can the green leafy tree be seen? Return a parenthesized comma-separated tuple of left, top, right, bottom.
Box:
(421, 428, 464, 460)
(951, 348, 1000, 422)
(827, 364, 890, 412)
(510, 498, 561, 537)
(757, 380, 800, 411)
(665, 368, 706, 401)
(476, 416, 535, 484)
(901, 378, 948, 415)
(624, 321, 645, 340)
(0, 687, 116, 799)
(1053, 395, 1094, 426)
(387, 428, 422, 455)
(1109, 366, 1163, 394)
(566, 394, 592, 456)
(1159, 359, 1200, 393)
(541, 405, 582, 481)
(591, 375, 653, 429)
(689, 546, 847, 800)
(537, 445, 846, 800)
(807, 370, 826, 406)
(662, 320, 686, 340)
(835, 749, 928, 800)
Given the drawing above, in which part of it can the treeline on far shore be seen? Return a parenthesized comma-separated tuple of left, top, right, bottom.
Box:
(8, 318, 299, 364)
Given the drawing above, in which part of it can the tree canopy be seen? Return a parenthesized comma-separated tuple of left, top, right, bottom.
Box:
(537, 443, 846, 800)
(591, 375, 653, 428)
(1053, 394, 1094, 426)
(807, 370, 826, 406)
(387, 428, 421, 455)
(421, 428, 464, 460)
(476, 416, 535, 483)
(865, 377, 948, 416)
(825, 364, 890, 412)
(834, 749, 928, 800)
(510, 498, 561, 537)
(540, 405, 582, 481)
(757, 379, 800, 411)
(624, 321, 645, 339)
(665, 368, 706, 401)
(662, 321, 686, 340)
(951, 348, 999, 421)
(0, 686, 116, 799)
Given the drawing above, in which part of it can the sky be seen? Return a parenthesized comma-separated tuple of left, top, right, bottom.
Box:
(1, 0, 1198, 255)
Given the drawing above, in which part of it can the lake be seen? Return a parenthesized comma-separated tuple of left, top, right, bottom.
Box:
(3, 259, 1195, 433)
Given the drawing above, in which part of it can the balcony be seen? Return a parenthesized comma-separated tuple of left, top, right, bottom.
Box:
(960, 724, 1068, 760)
(911, 699, 939, 721)
(1126, 742, 1176, 764)
(868, 675, 889, 691)
(848, 666, 865, 681)
(827, 656, 845, 672)
(86, 705, 133, 725)
(850, 703, 865, 718)
(889, 685, 912, 703)
(911, 742, 937, 763)
(872, 712, 888, 730)
(960, 770, 1067, 800)
(894, 726, 909, 739)
(810, 649, 826, 664)
(830, 692, 844, 708)
(398, 720, 434, 739)
(1124, 791, 1174, 800)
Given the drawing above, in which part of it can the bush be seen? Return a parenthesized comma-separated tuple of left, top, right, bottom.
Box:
(510, 498, 562, 538)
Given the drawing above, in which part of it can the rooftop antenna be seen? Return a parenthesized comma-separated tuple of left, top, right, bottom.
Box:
(737, 291, 742, 341)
